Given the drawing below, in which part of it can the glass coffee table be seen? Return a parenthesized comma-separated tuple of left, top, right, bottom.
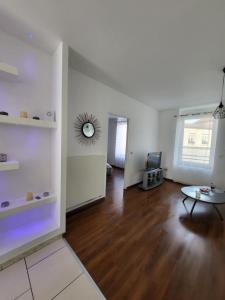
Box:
(181, 186, 225, 221)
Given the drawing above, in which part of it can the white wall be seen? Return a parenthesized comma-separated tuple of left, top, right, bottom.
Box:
(158, 109, 178, 179)
(51, 42, 68, 232)
(67, 68, 159, 208)
(159, 109, 225, 189)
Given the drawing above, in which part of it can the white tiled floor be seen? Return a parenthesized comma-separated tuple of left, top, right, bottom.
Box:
(16, 290, 33, 300)
(26, 239, 65, 269)
(54, 275, 101, 300)
(0, 239, 105, 300)
(29, 247, 82, 300)
(0, 260, 30, 300)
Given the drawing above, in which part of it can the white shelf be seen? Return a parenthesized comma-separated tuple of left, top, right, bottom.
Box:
(0, 115, 57, 128)
(0, 161, 19, 171)
(0, 62, 18, 80)
(0, 194, 56, 218)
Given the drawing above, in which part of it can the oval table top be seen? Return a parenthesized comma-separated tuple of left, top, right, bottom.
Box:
(181, 186, 225, 205)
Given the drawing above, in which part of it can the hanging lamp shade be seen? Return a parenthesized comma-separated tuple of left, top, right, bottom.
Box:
(213, 67, 225, 119)
(213, 101, 225, 119)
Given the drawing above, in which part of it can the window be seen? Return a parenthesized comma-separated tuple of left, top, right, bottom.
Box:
(188, 133, 196, 145)
(202, 134, 209, 145)
(174, 115, 217, 169)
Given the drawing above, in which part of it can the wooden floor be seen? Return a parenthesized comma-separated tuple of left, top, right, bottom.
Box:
(65, 170, 225, 300)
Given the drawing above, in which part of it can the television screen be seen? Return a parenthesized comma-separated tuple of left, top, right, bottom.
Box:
(147, 152, 162, 170)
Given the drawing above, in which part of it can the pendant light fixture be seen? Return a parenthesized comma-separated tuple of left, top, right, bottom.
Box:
(213, 67, 225, 119)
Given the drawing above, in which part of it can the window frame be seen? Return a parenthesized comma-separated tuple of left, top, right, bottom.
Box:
(174, 115, 218, 170)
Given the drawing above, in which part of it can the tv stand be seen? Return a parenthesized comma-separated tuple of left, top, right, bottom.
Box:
(139, 168, 164, 190)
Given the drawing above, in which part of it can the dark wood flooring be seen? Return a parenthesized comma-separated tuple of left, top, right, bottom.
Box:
(65, 170, 225, 300)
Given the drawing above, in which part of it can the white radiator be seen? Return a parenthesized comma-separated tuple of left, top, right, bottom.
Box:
(67, 155, 106, 210)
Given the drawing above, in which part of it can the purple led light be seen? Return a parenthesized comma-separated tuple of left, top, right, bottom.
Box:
(0, 203, 57, 251)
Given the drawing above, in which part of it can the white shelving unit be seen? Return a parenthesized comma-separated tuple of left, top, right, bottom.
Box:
(0, 161, 19, 171)
(0, 194, 56, 218)
(0, 62, 18, 79)
(0, 115, 57, 129)
(0, 40, 68, 267)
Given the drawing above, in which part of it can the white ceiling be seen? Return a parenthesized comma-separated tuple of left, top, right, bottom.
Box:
(1, 0, 225, 110)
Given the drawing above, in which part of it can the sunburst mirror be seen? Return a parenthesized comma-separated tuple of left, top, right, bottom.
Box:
(74, 113, 101, 145)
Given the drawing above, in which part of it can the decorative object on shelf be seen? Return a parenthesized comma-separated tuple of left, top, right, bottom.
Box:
(0, 111, 9, 116)
(213, 67, 225, 119)
(0, 153, 7, 162)
(46, 111, 56, 122)
(211, 183, 216, 191)
(43, 192, 50, 197)
(35, 196, 41, 200)
(1, 201, 10, 208)
(33, 116, 40, 120)
(20, 111, 28, 118)
(26, 192, 33, 201)
(74, 113, 101, 145)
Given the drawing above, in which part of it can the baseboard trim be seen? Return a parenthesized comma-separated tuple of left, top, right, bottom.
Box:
(0, 235, 62, 270)
(164, 178, 186, 186)
(164, 178, 174, 182)
(111, 165, 125, 170)
(125, 181, 142, 190)
(66, 197, 105, 217)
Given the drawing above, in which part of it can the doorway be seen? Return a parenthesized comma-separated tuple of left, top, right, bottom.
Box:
(106, 115, 128, 198)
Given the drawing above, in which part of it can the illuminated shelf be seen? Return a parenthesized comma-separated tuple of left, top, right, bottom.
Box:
(0, 194, 56, 218)
(0, 213, 59, 258)
(0, 161, 19, 171)
(0, 115, 57, 129)
(0, 62, 18, 80)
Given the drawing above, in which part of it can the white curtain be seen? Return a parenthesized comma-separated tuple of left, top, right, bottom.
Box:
(115, 121, 127, 168)
(173, 114, 218, 185)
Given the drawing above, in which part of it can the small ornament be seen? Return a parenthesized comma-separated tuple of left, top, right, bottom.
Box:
(200, 187, 210, 194)
(33, 116, 40, 120)
(1, 201, 10, 208)
(20, 111, 28, 118)
(26, 192, 33, 201)
(46, 111, 56, 122)
(43, 192, 50, 197)
(0, 153, 7, 162)
(0, 111, 9, 116)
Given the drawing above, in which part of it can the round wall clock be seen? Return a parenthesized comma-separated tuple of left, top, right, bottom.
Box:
(74, 113, 101, 145)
